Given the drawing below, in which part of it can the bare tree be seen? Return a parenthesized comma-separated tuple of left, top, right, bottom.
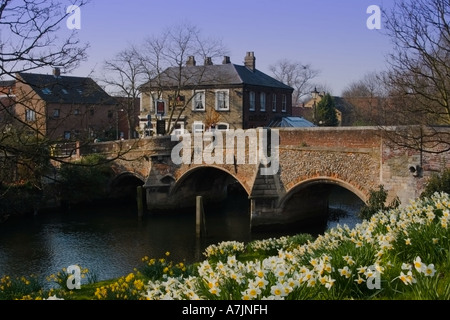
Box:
(138, 22, 228, 135)
(100, 47, 145, 139)
(0, 0, 89, 78)
(1, 0, 90, 165)
(0, 0, 102, 217)
(342, 71, 389, 125)
(381, 0, 450, 153)
(269, 59, 320, 106)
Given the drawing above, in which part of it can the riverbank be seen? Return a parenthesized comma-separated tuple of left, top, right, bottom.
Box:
(1, 192, 449, 300)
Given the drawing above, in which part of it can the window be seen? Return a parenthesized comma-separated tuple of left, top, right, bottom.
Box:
(74, 108, 81, 115)
(62, 89, 69, 94)
(173, 122, 185, 136)
(52, 109, 60, 118)
(41, 88, 52, 95)
(192, 121, 205, 133)
(215, 122, 229, 131)
(192, 90, 205, 111)
(282, 94, 287, 112)
(108, 110, 114, 118)
(90, 108, 95, 116)
(260, 92, 266, 112)
(272, 94, 277, 112)
(25, 109, 36, 122)
(215, 90, 229, 111)
(249, 91, 256, 111)
(64, 131, 71, 140)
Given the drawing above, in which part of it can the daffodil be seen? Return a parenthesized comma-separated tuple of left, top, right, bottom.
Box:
(413, 256, 424, 273)
(423, 264, 436, 277)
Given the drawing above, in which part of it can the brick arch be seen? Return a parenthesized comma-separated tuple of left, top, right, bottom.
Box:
(170, 165, 251, 196)
(110, 171, 146, 186)
(109, 171, 146, 200)
(279, 176, 368, 209)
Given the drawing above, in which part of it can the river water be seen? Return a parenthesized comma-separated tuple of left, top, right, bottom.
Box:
(0, 186, 363, 287)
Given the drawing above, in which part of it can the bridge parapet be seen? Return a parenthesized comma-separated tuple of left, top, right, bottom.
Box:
(97, 126, 449, 230)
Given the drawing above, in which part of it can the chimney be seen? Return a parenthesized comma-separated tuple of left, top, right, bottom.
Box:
(53, 67, 61, 77)
(204, 57, 213, 66)
(186, 56, 196, 66)
(244, 52, 255, 71)
(222, 56, 231, 64)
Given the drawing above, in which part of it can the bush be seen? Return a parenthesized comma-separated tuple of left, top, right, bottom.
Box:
(358, 185, 400, 220)
(421, 168, 450, 199)
(58, 154, 114, 206)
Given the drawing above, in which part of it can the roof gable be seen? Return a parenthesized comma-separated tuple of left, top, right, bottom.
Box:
(17, 72, 116, 105)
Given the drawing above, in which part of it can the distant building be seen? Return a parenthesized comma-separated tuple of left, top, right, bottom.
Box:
(295, 94, 354, 126)
(139, 52, 294, 135)
(14, 69, 118, 141)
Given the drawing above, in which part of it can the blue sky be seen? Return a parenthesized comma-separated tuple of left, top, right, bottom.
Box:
(64, 0, 394, 96)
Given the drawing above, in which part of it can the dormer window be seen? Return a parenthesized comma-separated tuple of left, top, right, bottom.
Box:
(42, 88, 52, 95)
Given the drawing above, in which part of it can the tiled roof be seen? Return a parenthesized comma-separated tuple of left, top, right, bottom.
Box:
(17, 72, 116, 105)
(140, 64, 294, 91)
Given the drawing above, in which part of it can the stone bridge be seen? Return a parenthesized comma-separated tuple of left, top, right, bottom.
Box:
(88, 126, 450, 230)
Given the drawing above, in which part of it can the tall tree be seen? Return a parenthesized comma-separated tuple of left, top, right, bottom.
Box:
(315, 93, 338, 126)
(382, 0, 450, 153)
(0, 0, 89, 174)
(0, 1, 123, 217)
(269, 59, 320, 105)
(101, 47, 145, 139)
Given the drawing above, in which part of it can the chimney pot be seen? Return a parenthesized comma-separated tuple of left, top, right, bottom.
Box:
(204, 57, 213, 66)
(53, 67, 61, 77)
(186, 56, 196, 66)
(244, 52, 256, 71)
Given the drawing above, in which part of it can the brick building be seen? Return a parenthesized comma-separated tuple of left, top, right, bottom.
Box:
(14, 69, 118, 141)
(139, 52, 294, 135)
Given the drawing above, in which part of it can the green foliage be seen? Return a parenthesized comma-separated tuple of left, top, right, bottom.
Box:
(358, 185, 400, 220)
(316, 93, 339, 126)
(0, 182, 42, 218)
(421, 168, 450, 199)
(58, 154, 114, 206)
(138, 254, 194, 281)
(0, 274, 42, 300)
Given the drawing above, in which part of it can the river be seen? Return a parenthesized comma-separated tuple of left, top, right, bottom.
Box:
(0, 186, 363, 287)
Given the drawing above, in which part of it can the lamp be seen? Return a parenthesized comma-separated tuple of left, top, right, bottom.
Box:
(116, 107, 124, 140)
(311, 87, 319, 125)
